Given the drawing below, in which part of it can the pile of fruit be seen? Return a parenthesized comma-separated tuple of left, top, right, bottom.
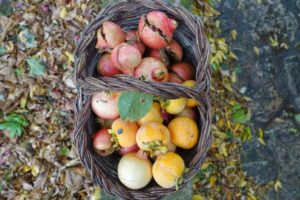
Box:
(91, 11, 200, 190)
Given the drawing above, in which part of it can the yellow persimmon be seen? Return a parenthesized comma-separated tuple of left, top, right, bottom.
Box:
(137, 102, 163, 126)
(168, 116, 199, 149)
(163, 98, 187, 114)
(152, 152, 185, 188)
(182, 80, 198, 107)
(111, 118, 138, 148)
(136, 122, 170, 155)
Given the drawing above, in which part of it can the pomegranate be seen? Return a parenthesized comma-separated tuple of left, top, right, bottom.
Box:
(91, 92, 120, 120)
(125, 30, 146, 55)
(97, 54, 122, 77)
(168, 73, 183, 83)
(118, 144, 140, 156)
(135, 57, 169, 82)
(166, 40, 183, 62)
(93, 128, 114, 156)
(175, 107, 197, 121)
(160, 110, 174, 124)
(111, 43, 142, 75)
(170, 62, 194, 81)
(138, 11, 177, 49)
(96, 21, 125, 49)
(149, 49, 170, 66)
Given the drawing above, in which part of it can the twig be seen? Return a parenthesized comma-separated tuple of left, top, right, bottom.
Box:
(0, 19, 18, 43)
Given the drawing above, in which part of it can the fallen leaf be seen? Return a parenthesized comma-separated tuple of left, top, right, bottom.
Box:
(19, 29, 37, 48)
(274, 180, 282, 192)
(230, 30, 237, 40)
(26, 58, 46, 76)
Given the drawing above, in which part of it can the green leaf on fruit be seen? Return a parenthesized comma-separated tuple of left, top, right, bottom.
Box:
(26, 57, 46, 76)
(118, 91, 153, 121)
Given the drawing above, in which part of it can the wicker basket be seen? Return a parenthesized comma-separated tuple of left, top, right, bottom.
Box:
(72, 0, 211, 199)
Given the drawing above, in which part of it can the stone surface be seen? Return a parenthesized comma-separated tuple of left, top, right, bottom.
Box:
(216, 0, 300, 199)
(276, 55, 300, 112)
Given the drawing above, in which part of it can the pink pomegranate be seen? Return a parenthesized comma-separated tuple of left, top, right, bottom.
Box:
(96, 21, 126, 49)
(166, 40, 183, 62)
(93, 128, 114, 156)
(135, 57, 169, 82)
(125, 30, 146, 55)
(138, 11, 177, 49)
(149, 49, 170, 66)
(170, 62, 194, 81)
(91, 92, 120, 120)
(97, 54, 122, 77)
(111, 43, 142, 75)
(118, 144, 140, 156)
(175, 107, 197, 121)
(168, 73, 183, 83)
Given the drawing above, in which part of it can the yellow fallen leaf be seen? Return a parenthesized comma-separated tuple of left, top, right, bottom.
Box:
(219, 142, 228, 156)
(31, 165, 39, 177)
(209, 175, 217, 187)
(229, 52, 238, 60)
(269, 35, 279, 47)
(60, 7, 68, 18)
(274, 180, 282, 192)
(254, 46, 260, 55)
(65, 51, 74, 63)
(20, 93, 28, 108)
(193, 194, 205, 200)
(90, 186, 101, 200)
(258, 128, 266, 145)
(231, 30, 238, 40)
(23, 165, 31, 173)
(280, 43, 289, 49)
(201, 161, 212, 170)
(247, 192, 258, 200)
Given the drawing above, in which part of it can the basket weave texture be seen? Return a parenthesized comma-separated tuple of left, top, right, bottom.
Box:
(72, 0, 211, 199)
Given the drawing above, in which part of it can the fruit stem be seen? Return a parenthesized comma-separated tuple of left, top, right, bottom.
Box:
(136, 150, 149, 160)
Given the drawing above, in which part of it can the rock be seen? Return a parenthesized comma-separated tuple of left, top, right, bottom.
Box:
(242, 117, 300, 198)
(163, 182, 193, 200)
(275, 55, 300, 112)
(216, 0, 300, 199)
(249, 83, 284, 127)
(241, 147, 278, 184)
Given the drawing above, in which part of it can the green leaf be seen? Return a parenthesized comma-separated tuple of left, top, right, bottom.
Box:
(0, 47, 6, 55)
(26, 58, 46, 76)
(100, 0, 120, 7)
(180, 0, 193, 10)
(0, 122, 22, 138)
(0, 113, 28, 138)
(118, 91, 153, 121)
(0, 0, 13, 16)
(19, 29, 37, 48)
(4, 114, 28, 126)
(295, 114, 300, 122)
(59, 147, 70, 157)
(232, 104, 250, 123)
